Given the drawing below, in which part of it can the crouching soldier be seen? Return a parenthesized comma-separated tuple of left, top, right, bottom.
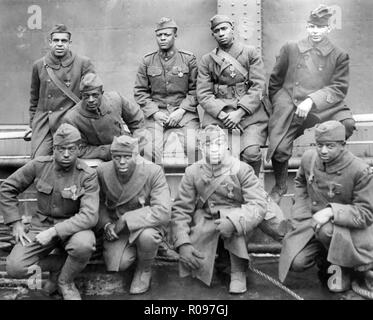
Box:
(279, 121, 373, 295)
(96, 135, 171, 294)
(63, 73, 147, 161)
(0, 124, 99, 300)
(171, 125, 284, 294)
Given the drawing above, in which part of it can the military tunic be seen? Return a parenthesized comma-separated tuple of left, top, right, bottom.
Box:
(197, 41, 268, 156)
(134, 48, 199, 162)
(171, 156, 283, 285)
(30, 51, 95, 158)
(267, 37, 353, 161)
(279, 149, 373, 282)
(97, 156, 171, 271)
(0, 156, 99, 276)
(63, 91, 146, 161)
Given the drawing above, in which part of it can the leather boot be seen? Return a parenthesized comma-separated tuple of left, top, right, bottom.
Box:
(57, 256, 88, 300)
(248, 160, 262, 177)
(270, 159, 288, 204)
(229, 252, 247, 294)
(130, 250, 155, 295)
(38, 254, 66, 296)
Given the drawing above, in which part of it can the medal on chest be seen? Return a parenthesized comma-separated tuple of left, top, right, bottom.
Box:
(64, 79, 71, 87)
(64, 185, 78, 200)
(177, 66, 183, 78)
(223, 183, 235, 199)
(229, 65, 236, 78)
(326, 182, 342, 199)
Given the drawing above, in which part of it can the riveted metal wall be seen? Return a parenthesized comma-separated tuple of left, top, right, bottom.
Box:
(262, 0, 373, 157)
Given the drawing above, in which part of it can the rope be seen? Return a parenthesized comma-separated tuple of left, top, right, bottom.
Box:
(248, 256, 304, 300)
(352, 280, 373, 300)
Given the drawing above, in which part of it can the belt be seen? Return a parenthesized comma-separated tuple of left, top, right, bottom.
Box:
(213, 81, 250, 99)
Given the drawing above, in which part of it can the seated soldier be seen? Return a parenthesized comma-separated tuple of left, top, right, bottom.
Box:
(63, 73, 148, 161)
(0, 124, 99, 300)
(279, 121, 373, 295)
(96, 135, 171, 294)
(171, 125, 285, 294)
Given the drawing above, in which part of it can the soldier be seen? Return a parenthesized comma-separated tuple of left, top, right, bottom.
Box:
(171, 125, 284, 294)
(267, 5, 355, 204)
(63, 73, 147, 161)
(134, 17, 199, 165)
(96, 135, 171, 294)
(279, 121, 373, 295)
(197, 15, 268, 177)
(0, 124, 99, 300)
(29, 24, 95, 158)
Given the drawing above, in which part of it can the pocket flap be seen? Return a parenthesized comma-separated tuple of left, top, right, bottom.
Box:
(147, 66, 162, 77)
(35, 180, 53, 194)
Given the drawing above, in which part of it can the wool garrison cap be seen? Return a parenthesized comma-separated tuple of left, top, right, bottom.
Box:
(315, 120, 345, 142)
(155, 17, 178, 32)
(198, 125, 227, 145)
(307, 4, 332, 26)
(210, 14, 233, 30)
(53, 123, 81, 146)
(110, 135, 139, 155)
(79, 73, 103, 92)
(49, 24, 71, 37)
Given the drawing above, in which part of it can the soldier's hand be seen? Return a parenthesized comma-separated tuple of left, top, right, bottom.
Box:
(114, 216, 127, 235)
(179, 244, 205, 270)
(222, 109, 246, 129)
(153, 112, 169, 126)
(312, 208, 334, 232)
(35, 227, 57, 246)
(166, 109, 185, 127)
(104, 223, 119, 242)
(12, 220, 32, 246)
(295, 98, 313, 118)
(215, 218, 236, 238)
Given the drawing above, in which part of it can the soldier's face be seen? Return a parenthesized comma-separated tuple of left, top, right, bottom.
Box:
(112, 153, 137, 176)
(316, 141, 345, 163)
(49, 33, 71, 57)
(201, 136, 228, 165)
(54, 142, 80, 169)
(156, 28, 177, 51)
(81, 88, 103, 113)
(212, 23, 234, 47)
(306, 23, 330, 43)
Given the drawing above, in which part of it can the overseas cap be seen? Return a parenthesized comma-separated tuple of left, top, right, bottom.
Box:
(307, 4, 332, 26)
(49, 24, 71, 37)
(79, 73, 103, 92)
(315, 120, 345, 142)
(53, 123, 81, 146)
(155, 17, 178, 32)
(210, 14, 233, 30)
(198, 125, 227, 145)
(110, 135, 139, 155)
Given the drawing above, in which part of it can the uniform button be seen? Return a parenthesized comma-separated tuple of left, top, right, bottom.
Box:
(316, 52, 321, 56)
(337, 171, 342, 175)
(48, 111, 52, 114)
(60, 107, 63, 110)
(165, 58, 168, 61)
(48, 94, 52, 98)
(312, 201, 317, 206)
(297, 64, 301, 68)
(294, 98, 298, 103)
(166, 81, 169, 85)
(295, 82, 300, 86)
(47, 79, 51, 83)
